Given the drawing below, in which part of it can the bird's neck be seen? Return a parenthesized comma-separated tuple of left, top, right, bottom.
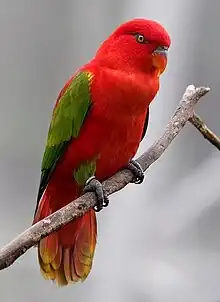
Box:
(94, 40, 157, 75)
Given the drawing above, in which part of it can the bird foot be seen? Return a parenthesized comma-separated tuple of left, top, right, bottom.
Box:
(83, 176, 109, 212)
(127, 160, 144, 184)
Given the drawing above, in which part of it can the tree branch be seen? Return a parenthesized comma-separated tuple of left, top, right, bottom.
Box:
(0, 85, 213, 271)
(189, 113, 220, 151)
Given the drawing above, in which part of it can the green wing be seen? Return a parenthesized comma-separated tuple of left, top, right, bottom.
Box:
(35, 71, 93, 213)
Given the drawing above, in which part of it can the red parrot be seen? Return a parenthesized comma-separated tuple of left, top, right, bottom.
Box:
(33, 18, 171, 286)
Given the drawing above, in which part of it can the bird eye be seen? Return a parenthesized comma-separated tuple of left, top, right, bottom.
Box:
(135, 34, 145, 44)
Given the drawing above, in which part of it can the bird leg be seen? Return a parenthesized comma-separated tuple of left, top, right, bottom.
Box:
(126, 159, 144, 184)
(83, 160, 144, 211)
(83, 176, 109, 212)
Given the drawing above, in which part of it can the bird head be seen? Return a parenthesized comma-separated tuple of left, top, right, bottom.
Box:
(96, 18, 171, 76)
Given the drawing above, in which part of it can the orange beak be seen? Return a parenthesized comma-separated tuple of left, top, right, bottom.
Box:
(152, 46, 168, 75)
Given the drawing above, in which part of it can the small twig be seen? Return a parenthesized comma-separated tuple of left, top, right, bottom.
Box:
(0, 85, 211, 271)
(189, 113, 220, 151)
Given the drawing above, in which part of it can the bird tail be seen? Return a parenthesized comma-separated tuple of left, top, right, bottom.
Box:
(33, 192, 97, 286)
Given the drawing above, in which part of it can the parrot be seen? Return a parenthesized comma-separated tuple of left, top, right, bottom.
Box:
(33, 18, 171, 286)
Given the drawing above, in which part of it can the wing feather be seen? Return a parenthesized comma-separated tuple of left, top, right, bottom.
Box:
(34, 71, 94, 215)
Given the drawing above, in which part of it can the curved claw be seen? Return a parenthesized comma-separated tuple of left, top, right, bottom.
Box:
(127, 160, 144, 184)
(103, 196, 109, 208)
(83, 177, 109, 212)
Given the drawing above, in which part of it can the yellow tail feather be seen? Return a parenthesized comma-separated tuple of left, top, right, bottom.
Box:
(38, 209, 97, 286)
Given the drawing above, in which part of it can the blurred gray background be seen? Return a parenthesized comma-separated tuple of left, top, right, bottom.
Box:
(0, 0, 220, 301)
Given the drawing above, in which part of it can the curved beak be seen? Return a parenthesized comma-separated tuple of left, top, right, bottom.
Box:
(152, 46, 168, 75)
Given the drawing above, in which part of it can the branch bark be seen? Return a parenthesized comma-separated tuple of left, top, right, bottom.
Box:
(189, 113, 220, 151)
(0, 85, 213, 271)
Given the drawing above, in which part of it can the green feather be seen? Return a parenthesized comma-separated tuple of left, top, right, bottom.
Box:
(35, 71, 93, 211)
(73, 158, 97, 187)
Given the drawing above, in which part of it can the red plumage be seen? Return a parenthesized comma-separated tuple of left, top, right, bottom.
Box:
(33, 18, 171, 286)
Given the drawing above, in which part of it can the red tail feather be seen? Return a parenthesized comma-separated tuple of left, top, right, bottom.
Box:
(33, 192, 97, 286)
